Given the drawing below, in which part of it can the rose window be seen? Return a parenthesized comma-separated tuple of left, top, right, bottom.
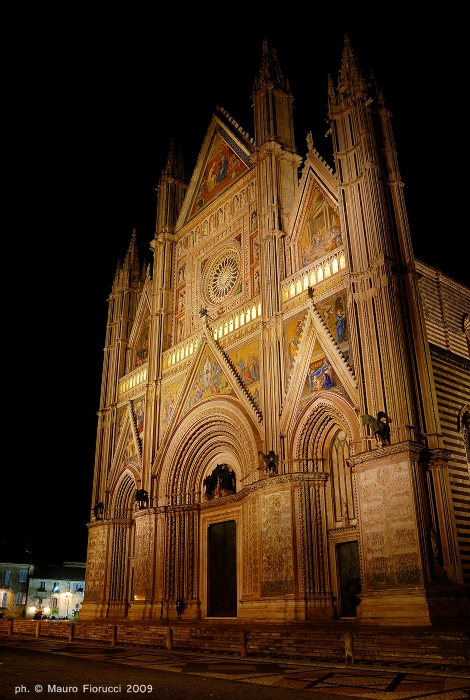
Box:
(205, 250, 240, 304)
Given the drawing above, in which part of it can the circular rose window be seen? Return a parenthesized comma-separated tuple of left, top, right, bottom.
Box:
(205, 248, 240, 305)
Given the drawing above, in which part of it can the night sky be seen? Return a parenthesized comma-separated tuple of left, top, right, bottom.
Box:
(3, 12, 465, 566)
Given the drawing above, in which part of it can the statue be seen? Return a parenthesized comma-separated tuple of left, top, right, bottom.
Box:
(134, 489, 149, 509)
(362, 411, 392, 447)
(203, 464, 236, 499)
(93, 502, 104, 520)
(258, 450, 279, 476)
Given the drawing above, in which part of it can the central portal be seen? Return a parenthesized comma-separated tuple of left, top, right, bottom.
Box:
(208, 520, 237, 617)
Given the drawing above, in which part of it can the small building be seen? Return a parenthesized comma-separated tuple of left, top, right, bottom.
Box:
(0, 562, 33, 619)
(26, 562, 85, 619)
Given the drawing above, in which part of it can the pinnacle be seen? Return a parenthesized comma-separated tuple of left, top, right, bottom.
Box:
(161, 138, 185, 181)
(257, 40, 286, 91)
(339, 34, 360, 84)
(370, 69, 384, 104)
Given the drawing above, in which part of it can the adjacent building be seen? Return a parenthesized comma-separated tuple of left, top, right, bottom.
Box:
(0, 563, 32, 619)
(26, 562, 85, 619)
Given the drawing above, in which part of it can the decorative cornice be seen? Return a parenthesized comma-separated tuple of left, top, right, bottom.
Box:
(328, 525, 358, 540)
(429, 343, 470, 371)
(86, 520, 108, 530)
(140, 472, 329, 516)
(347, 440, 424, 468)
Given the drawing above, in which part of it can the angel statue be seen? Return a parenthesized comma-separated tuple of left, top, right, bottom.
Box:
(362, 411, 392, 447)
(258, 450, 279, 476)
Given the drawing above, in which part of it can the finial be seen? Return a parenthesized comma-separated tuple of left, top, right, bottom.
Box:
(306, 132, 314, 152)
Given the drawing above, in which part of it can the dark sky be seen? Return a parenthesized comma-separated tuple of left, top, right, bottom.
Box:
(4, 12, 466, 565)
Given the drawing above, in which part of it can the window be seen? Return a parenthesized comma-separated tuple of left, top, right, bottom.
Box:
(53, 582, 60, 592)
(3, 570, 11, 586)
(51, 597, 58, 607)
(14, 592, 23, 605)
(1, 592, 6, 608)
(19, 570, 27, 583)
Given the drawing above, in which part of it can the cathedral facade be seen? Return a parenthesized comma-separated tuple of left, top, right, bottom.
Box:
(82, 40, 470, 625)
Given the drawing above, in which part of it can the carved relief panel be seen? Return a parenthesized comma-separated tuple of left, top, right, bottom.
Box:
(260, 490, 294, 595)
(356, 462, 421, 588)
(85, 524, 108, 600)
(243, 497, 261, 596)
(133, 515, 154, 598)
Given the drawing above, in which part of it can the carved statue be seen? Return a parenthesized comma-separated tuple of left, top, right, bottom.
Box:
(258, 450, 279, 476)
(134, 489, 149, 509)
(341, 500, 348, 518)
(203, 463, 236, 499)
(362, 411, 392, 447)
(93, 501, 104, 520)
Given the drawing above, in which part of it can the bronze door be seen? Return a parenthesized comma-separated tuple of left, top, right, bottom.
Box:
(337, 540, 361, 617)
(208, 520, 237, 617)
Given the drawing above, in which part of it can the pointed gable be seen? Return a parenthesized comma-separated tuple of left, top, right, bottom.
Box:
(184, 349, 233, 412)
(178, 111, 254, 226)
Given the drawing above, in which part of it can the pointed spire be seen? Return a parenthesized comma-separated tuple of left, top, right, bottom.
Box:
(257, 40, 286, 90)
(327, 74, 335, 99)
(370, 69, 384, 104)
(113, 260, 120, 287)
(161, 138, 185, 181)
(122, 228, 141, 283)
(339, 34, 360, 85)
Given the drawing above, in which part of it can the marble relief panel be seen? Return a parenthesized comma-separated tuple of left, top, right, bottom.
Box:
(243, 498, 260, 596)
(85, 526, 107, 599)
(134, 516, 154, 596)
(358, 463, 421, 587)
(260, 491, 294, 596)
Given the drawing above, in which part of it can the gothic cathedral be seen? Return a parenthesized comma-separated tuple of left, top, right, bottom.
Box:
(82, 40, 470, 625)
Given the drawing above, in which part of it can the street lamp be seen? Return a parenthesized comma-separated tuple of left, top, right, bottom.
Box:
(64, 592, 71, 619)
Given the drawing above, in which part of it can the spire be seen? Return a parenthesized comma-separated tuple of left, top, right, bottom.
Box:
(160, 138, 185, 182)
(122, 228, 141, 284)
(339, 34, 360, 84)
(369, 69, 384, 105)
(327, 74, 335, 99)
(156, 141, 188, 235)
(256, 40, 287, 91)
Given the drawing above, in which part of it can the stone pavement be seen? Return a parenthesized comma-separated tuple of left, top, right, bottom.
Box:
(0, 637, 469, 700)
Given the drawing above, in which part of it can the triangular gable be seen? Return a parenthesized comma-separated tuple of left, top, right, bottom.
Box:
(108, 405, 142, 490)
(280, 303, 358, 436)
(177, 113, 254, 226)
(156, 323, 262, 460)
(291, 171, 342, 274)
(128, 277, 152, 369)
(183, 347, 234, 412)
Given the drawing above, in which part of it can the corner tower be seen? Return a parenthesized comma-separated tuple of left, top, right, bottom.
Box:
(328, 36, 468, 623)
